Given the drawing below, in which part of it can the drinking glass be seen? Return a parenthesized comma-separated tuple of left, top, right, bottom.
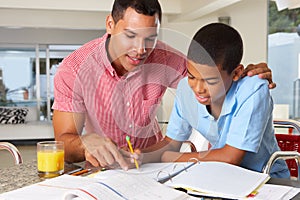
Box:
(37, 141, 64, 178)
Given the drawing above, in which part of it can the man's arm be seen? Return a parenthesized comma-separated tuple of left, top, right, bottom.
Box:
(52, 110, 129, 170)
(161, 144, 246, 166)
(53, 110, 86, 163)
(244, 62, 276, 89)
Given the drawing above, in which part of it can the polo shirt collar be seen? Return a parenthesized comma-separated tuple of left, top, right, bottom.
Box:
(99, 33, 115, 77)
(221, 81, 237, 116)
(197, 82, 237, 120)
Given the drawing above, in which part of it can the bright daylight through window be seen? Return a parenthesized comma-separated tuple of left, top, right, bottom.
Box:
(268, 0, 300, 120)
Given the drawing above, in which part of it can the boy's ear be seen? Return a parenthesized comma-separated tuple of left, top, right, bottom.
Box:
(232, 64, 244, 81)
(106, 15, 115, 34)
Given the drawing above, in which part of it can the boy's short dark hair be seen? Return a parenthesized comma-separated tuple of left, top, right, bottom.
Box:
(112, 0, 162, 23)
(187, 23, 243, 74)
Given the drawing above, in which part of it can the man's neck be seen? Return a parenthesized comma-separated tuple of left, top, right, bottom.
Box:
(105, 35, 128, 77)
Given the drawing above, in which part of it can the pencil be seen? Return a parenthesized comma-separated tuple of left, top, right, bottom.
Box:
(126, 135, 139, 169)
(66, 167, 83, 175)
(71, 168, 91, 176)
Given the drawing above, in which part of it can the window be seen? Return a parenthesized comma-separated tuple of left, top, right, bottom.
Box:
(268, 0, 300, 119)
(0, 46, 36, 104)
(0, 44, 79, 120)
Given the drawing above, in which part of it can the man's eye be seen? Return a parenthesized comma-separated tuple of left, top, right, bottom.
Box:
(146, 37, 156, 42)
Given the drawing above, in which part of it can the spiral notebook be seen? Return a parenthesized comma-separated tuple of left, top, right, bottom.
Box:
(164, 161, 270, 199)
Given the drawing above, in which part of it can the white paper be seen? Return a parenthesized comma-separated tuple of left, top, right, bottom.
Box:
(93, 162, 194, 182)
(165, 161, 270, 199)
(0, 174, 189, 200)
(248, 184, 293, 200)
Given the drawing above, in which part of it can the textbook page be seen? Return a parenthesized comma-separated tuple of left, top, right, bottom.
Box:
(65, 173, 189, 200)
(0, 174, 190, 200)
(92, 162, 195, 183)
(164, 161, 270, 199)
(0, 175, 97, 200)
(248, 184, 294, 200)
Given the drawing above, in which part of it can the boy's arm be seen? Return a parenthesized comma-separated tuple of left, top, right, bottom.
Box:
(140, 136, 183, 163)
(161, 144, 246, 166)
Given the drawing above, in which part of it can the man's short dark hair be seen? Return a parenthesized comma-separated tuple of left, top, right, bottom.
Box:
(112, 0, 162, 23)
(187, 23, 243, 74)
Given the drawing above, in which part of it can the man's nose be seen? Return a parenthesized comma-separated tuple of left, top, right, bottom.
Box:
(135, 39, 146, 55)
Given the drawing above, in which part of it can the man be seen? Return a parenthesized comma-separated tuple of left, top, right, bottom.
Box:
(52, 0, 275, 170)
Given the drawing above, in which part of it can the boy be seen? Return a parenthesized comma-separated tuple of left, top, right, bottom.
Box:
(142, 23, 289, 178)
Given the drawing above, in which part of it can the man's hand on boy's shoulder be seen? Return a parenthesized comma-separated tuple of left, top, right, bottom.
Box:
(242, 62, 276, 89)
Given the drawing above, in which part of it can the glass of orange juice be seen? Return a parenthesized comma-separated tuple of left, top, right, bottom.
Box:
(37, 141, 64, 178)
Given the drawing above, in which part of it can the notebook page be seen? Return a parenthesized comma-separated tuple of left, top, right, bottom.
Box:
(165, 161, 270, 199)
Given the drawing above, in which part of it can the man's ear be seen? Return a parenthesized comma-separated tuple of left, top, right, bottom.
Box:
(232, 64, 244, 81)
(106, 15, 115, 34)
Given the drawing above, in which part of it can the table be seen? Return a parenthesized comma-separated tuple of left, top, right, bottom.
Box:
(0, 160, 86, 194)
(1, 160, 300, 199)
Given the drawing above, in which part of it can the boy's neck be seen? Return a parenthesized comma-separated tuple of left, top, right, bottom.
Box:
(207, 97, 225, 120)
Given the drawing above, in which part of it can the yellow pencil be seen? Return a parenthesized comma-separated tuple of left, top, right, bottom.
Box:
(126, 135, 139, 169)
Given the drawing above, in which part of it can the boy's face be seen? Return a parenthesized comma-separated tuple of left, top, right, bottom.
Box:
(106, 7, 160, 75)
(187, 60, 234, 106)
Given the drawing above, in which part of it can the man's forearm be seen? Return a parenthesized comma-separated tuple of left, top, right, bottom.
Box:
(56, 133, 85, 163)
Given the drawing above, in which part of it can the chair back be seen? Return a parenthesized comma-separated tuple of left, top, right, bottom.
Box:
(272, 119, 300, 179)
(263, 151, 300, 180)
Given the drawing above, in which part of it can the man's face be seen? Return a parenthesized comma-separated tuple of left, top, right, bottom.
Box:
(106, 7, 160, 75)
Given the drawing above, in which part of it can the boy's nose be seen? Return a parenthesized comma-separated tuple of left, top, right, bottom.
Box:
(194, 81, 205, 94)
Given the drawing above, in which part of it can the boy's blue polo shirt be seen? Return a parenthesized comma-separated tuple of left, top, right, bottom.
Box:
(166, 76, 290, 178)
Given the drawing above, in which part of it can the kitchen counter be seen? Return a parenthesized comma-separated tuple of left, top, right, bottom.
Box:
(0, 160, 85, 194)
(0, 160, 41, 193)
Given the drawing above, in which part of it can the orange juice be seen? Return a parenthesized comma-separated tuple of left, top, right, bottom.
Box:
(37, 150, 64, 172)
(37, 141, 64, 178)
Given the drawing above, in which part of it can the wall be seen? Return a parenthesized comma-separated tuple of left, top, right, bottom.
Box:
(0, 1, 268, 63)
(0, 1, 269, 88)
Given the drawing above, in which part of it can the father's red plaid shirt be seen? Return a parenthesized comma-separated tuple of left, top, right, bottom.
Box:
(52, 33, 187, 149)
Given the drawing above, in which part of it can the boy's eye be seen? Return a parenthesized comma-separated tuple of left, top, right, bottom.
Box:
(206, 79, 219, 85)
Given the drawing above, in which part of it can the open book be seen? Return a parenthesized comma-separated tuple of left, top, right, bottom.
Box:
(0, 174, 190, 200)
(164, 161, 270, 199)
